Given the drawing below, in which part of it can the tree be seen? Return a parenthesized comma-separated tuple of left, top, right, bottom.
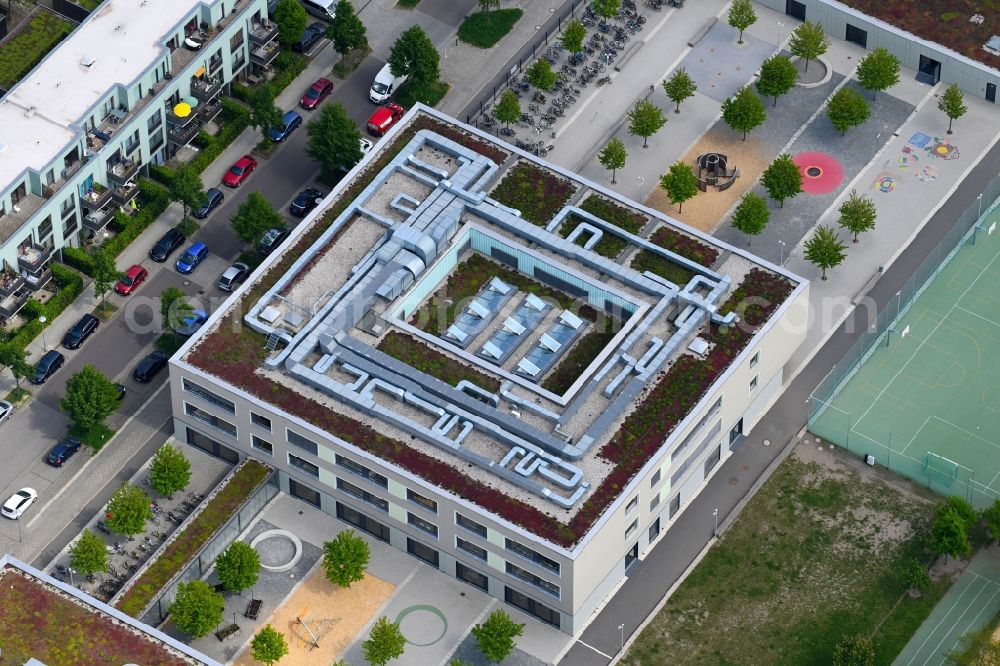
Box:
(232, 192, 283, 245)
(938, 83, 967, 134)
(592, 0, 620, 20)
(728, 0, 756, 44)
(761, 153, 803, 208)
(322, 529, 370, 587)
(731, 192, 769, 244)
(327, 0, 367, 57)
(984, 499, 1000, 542)
(827, 87, 870, 135)
(837, 189, 876, 242)
(833, 634, 875, 666)
(248, 86, 283, 139)
(306, 103, 364, 181)
(660, 161, 699, 213)
(598, 137, 627, 183)
(388, 25, 440, 88)
(560, 19, 586, 54)
(897, 557, 931, 593)
(804, 225, 847, 280)
(92, 250, 121, 306)
(61, 364, 120, 430)
(756, 54, 798, 107)
(216, 541, 261, 593)
(930, 504, 972, 563)
(105, 483, 153, 538)
(662, 68, 697, 113)
(526, 58, 556, 91)
(149, 443, 191, 499)
(494, 90, 521, 127)
(169, 164, 204, 221)
(721, 85, 766, 140)
(252, 625, 289, 665)
(856, 47, 900, 100)
(273, 0, 308, 49)
(945, 496, 978, 534)
(363, 616, 406, 666)
(0, 343, 32, 389)
(160, 287, 194, 335)
(169, 580, 225, 638)
(788, 20, 828, 72)
(472, 609, 524, 664)
(627, 98, 667, 148)
(69, 529, 108, 576)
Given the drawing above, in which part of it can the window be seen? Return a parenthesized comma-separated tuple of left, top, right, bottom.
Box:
(505, 587, 560, 628)
(408, 512, 438, 537)
(251, 412, 272, 430)
(625, 518, 638, 541)
(456, 513, 487, 538)
(62, 214, 78, 239)
(705, 445, 722, 475)
(286, 429, 318, 455)
(288, 453, 319, 478)
(750, 375, 759, 391)
(289, 478, 320, 507)
(407, 489, 437, 513)
(649, 493, 660, 511)
(148, 128, 164, 153)
(505, 538, 560, 575)
(147, 110, 162, 132)
(406, 538, 439, 567)
(669, 493, 681, 518)
(456, 537, 487, 561)
(124, 129, 140, 155)
(729, 418, 744, 444)
(38, 216, 52, 242)
(456, 562, 489, 591)
(650, 468, 661, 488)
(183, 379, 235, 413)
(60, 195, 75, 214)
(625, 542, 639, 569)
(648, 517, 661, 542)
(750, 351, 759, 369)
(845, 23, 867, 48)
(184, 403, 237, 437)
(625, 495, 638, 515)
(506, 562, 559, 597)
(335, 454, 388, 488)
(337, 502, 389, 542)
(337, 478, 388, 512)
(230, 29, 244, 51)
(251, 436, 272, 456)
(185, 427, 239, 464)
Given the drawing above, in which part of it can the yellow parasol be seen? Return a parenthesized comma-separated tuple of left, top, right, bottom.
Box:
(173, 102, 192, 118)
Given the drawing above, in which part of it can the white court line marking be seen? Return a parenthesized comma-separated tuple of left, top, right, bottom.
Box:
(905, 576, 982, 665)
(955, 305, 1000, 330)
(898, 416, 931, 457)
(852, 250, 1000, 439)
(921, 584, 1000, 666)
(578, 640, 614, 660)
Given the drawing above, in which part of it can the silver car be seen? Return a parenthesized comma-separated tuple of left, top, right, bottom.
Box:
(0, 400, 12, 426)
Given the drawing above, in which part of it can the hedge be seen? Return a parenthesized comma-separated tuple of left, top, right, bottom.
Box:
(230, 51, 306, 103)
(6, 263, 84, 349)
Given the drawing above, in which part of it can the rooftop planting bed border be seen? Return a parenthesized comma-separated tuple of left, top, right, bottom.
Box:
(631, 226, 722, 286)
(377, 331, 501, 392)
(490, 162, 579, 226)
(559, 195, 647, 259)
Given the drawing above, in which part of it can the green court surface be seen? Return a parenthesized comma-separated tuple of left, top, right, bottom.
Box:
(811, 211, 1000, 507)
(893, 549, 1000, 666)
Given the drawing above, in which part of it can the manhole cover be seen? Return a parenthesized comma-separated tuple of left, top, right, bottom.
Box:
(728, 477, 738, 485)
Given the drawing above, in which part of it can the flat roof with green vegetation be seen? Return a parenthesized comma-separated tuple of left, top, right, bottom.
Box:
(0, 11, 75, 89)
(458, 8, 524, 49)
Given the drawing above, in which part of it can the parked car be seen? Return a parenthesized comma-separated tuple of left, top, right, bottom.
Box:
(174, 310, 208, 336)
(258, 228, 290, 256)
(176, 241, 208, 274)
(289, 188, 325, 217)
(149, 228, 186, 262)
(62, 314, 99, 350)
(115, 264, 149, 296)
(193, 187, 225, 219)
(293, 22, 325, 53)
(1, 488, 37, 519)
(369, 62, 408, 104)
(30, 350, 65, 385)
(45, 437, 82, 468)
(269, 110, 303, 142)
(133, 351, 169, 383)
(300, 78, 333, 110)
(222, 155, 258, 187)
(218, 262, 250, 292)
(0, 400, 12, 426)
(367, 103, 405, 137)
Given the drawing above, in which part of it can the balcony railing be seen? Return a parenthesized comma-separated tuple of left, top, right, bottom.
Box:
(0, 271, 25, 298)
(250, 41, 280, 67)
(17, 244, 52, 273)
(191, 77, 223, 103)
(83, 207, 115, 233)
(249, 20, 278, 45)
(44, 158, 89, 198)
(81, 185, 113, 211)
(0, 289, 28, 320)
(107, 159, 140, 185)
(168, 122, 201, 146)
(111, 181, 139, 205)
(198, 98, 223, 123)
(24, 267, 52, 292)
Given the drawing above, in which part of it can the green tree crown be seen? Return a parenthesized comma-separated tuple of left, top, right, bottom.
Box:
(598, 137, 627, 183)
(662, 68, 697, 113)
(803, 224, 847, 280)
(760, 153, 803, 208)
(756, 54, 798, 107)
(322, 529, 370, 587)
(273, 0, 308, 49)
(938, 83, 967, 134)
(92, 250, 122, 305)
(788, 20, 829, 72)
(526, 58, 556, 91)
(160, 286, 194, 334)
(591, 0, 621, 20)
(837, 189, 877, 242)
(493, 90, 521, 127)
(216, 541, 261, 593)
(252, 625, 289, 665)
(327, 0, 368, 57)
(855, 47, 900, 100)
(731, 192, 769, 242)
(362, 616, 406, 666)
(721, 85, 766, 140)
(727, 0, 757, 44)
(170, 164, 205, 220)
(106, 482, 153, 537)
(560, 19, 586, 54)
(150, 443, 192, 499)
(0, 343, 32, 389)
(60, 364, 121, 430)
(827, 87, 870, 135)
(306, 102, 364, 181)
(832, 633, 875, 666)
(627, 99, 667, 148)
(388, 26, 440, 87)
(69, 529, 108, 576)
(169, 580, 225, 638)
(472, 609, 524, 663)
(248, 86, 284, 138)
(232, 192, 284, 245)
(660, 161, 699, 213)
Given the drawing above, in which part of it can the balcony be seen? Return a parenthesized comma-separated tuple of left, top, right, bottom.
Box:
(0, 271, 25, 298)
(81, 184, 113, 212)
(198, 97, 223, 124)
(250, 20, 278, 45)
(17, 244, 52, 273)
(191, 76, 223, 103)
(0, 288, 28, 320)
(83, 207, 115, 233)
(168, 122, 201, 146)
(23, 267, 52, 292)
(111, 181, 139, 205)
(44, 158, 90, 199)
(250, 40, 280, 67)
(107, 159, 140, 186)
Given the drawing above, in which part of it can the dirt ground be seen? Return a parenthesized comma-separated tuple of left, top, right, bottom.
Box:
(232, 566, 395, 665)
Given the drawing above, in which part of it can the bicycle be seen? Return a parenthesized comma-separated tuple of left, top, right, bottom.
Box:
(596, 76, 613, 87)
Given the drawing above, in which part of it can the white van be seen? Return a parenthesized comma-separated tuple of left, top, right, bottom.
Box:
(301, 0, 336, 21)
(369, 63, 408, 104)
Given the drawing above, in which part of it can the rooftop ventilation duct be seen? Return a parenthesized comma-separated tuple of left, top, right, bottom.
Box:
(80, 56, 96, 70)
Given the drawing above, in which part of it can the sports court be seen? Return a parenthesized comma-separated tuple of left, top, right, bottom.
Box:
(810, 205, 1000, 507)
(893, 549, 1000, 665)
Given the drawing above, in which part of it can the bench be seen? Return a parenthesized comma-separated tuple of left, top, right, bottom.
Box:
(688, 18, 717, 47)
(245, 598, 263, 620)
(215, 623, 240, 641)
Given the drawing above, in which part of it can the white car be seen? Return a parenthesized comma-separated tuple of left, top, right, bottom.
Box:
(0, 400, 12, 426)
(2, 488, 37, 520)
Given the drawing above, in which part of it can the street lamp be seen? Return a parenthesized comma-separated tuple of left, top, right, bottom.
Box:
(38, 315, 47, 351)
(713, 508, 719, 537)
(777, 22, 785, 46)
(618, 623, 625, 654)
(777, 240, 786, 265)
(636, 176, 645, 200)
(69, 567, 76, 587)
(978, 193, 984, 220)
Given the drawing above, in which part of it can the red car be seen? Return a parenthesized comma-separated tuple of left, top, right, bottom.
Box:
(300, 78, 333, 110)
(223, 155, 257, 188)
(367, 103, 405, 137)
(115, 264, 148, 296)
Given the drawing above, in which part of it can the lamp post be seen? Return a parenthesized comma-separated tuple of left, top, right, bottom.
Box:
(713, 508, 719, 537)
(636, 175, 645, 200)
(618, 623, 625, 654)
(69, 567, 76, 587)
(777, 240, 786, 265)
(777, 22, 785, 46)
(38, 316, 47, 351)
(978, 193, 984, 220)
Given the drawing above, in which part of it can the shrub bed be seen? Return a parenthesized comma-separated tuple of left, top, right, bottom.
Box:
(630, 227, 720, 287)
(0, 11, 74, 89)
(560, 195, 646, 259)
(116, 459, 271, 618)
(458, 9, 524, 48)
(491, 163, 577, 226)
(377, 331, 500, 392)
(5, 264, 84, 350)
(230, 51, 306, 103)
(541, 317, 617, 395)
(392, 79, 450, 108)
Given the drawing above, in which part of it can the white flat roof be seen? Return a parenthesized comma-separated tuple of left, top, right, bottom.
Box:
(0, 0, 208, 186)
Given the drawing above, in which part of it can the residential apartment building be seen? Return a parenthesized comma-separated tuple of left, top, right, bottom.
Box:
(169, 108, 810, 634)
(0, 0, 278, 320)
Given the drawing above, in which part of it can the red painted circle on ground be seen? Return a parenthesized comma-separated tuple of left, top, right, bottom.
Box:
(793, 151, 845, 195)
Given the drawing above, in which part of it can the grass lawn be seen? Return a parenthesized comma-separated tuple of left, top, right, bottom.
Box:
(155, 333, 184, 355)
(396, 0, 420, 7)
(3, 386, 30, 405)
(332, 45, 372, 79)
(393, 79, 450, 108)
(458, 9, 524, 48)
(70, 423, 116, 451)
(0, 12, 75, 88)
(175, 217, 199, 237)
(626, 448, 948, 665)
(92, 301, 118, 321)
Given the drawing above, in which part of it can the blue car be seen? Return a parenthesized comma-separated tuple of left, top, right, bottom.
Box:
(269, 110, 302, 142)
(174, 309, 208, 336)
(176, 241, 208, 274)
